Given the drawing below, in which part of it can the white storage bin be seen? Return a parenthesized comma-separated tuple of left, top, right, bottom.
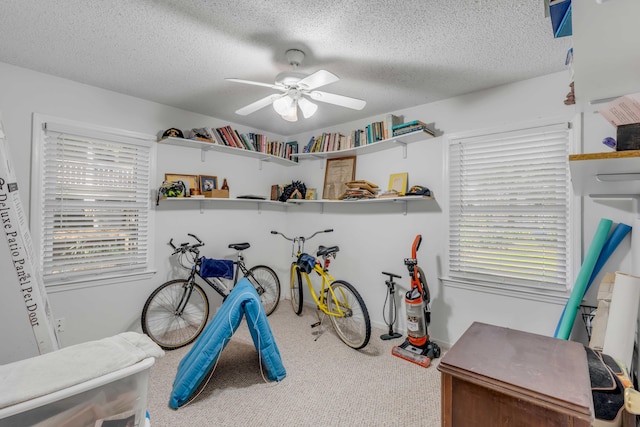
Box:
(0, 357, 155, 427)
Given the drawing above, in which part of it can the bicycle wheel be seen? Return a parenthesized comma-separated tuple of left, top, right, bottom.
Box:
(247, 265, 281, 316)
(141, 279, 209, 350)
(290, 262, 303, 315)
(327, 280, 371, 350)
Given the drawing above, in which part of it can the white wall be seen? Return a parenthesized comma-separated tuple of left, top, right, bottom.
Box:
(0, 61, 634, 364)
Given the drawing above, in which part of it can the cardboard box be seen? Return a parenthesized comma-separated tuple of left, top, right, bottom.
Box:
(0, 120, 59, 354)
(616, 123, 640, 151)
(203, 189, 229, 198)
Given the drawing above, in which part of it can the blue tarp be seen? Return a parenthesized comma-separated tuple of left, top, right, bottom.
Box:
(169, 278, 286, 409)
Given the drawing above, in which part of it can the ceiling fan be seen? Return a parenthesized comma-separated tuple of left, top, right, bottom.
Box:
(225, 49, 366, 122)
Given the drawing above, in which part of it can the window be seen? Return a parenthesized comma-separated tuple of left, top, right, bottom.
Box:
(447, 120, 574, 294)
(31, 116, 155, 286)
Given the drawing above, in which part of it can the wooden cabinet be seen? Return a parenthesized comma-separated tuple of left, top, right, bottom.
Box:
(438, 322, 593, 427)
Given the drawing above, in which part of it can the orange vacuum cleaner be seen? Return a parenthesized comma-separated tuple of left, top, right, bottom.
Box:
(391, 235, 441, 368)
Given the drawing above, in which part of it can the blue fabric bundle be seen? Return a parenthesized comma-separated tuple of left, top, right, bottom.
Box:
(199, 257, 234, 279)
(169, 278, 286, 409)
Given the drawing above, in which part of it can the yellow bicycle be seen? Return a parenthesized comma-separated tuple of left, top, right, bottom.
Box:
(271, 229, 371, 349)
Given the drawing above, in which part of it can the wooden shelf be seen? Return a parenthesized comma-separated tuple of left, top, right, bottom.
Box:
(293, 129, 434, 161)
(157, 137, 298, 166)
(569, 150, 640, 197)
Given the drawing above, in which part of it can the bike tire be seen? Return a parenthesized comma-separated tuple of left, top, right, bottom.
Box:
(141, 279, 209, 350)
(327, 280, 371, 350)
(247, 265, 281, 316)
(290, 262, 303, 315)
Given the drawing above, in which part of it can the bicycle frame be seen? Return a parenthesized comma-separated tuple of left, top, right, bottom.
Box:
(298, 256, 352, 318)
(190, 254, 254, 299)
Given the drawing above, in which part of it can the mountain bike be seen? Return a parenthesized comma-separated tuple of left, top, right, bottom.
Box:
(270, 229, 371, 349)
(141, 233, 280, 350)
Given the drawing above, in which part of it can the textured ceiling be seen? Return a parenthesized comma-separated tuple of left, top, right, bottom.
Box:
(0, 0, 572, 136)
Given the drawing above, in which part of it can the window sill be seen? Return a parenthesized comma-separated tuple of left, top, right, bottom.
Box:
(441, 276, 570, 305)
(45, 270, 156, 293)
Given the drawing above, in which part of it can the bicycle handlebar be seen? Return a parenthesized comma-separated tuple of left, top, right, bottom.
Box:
(270, 229, 333, 242)
(169, 234, 205, 255)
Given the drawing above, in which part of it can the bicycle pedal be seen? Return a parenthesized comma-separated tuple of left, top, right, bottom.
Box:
(310, 321, 321, 328)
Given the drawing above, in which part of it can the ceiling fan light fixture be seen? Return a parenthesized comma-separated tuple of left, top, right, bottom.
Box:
(281, 107, 298, 122)
(273, 95, 294, 116)
(298, 97, 318, 118)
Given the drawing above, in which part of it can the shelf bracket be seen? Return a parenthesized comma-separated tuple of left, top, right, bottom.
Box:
(200, 148, 206, 162)
(389, 139, 409, 159)
(393, 199, 408, 215)
(199, 200, 204, 214)
(257, 202, 262, 214)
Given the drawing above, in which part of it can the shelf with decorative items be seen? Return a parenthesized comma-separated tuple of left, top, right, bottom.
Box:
(568, 150, 640, 197)
(157, 136, 298, 167)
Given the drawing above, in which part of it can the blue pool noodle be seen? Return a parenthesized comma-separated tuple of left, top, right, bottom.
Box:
(553, 222, 632, 337)
(555, 218, 612, 340)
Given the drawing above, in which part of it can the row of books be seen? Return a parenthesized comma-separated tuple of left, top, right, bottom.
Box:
(302, 114, 434, 153)
(392, 120, 435, 137)
(169, 126, 299, 162)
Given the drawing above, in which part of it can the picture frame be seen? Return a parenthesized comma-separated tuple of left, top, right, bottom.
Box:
(323, 156, 356, 200)
(305, 188, 317, 200)
(164, 173, 199, 195)
(388, 172, 408, 195)
(199, 175, 218, 192)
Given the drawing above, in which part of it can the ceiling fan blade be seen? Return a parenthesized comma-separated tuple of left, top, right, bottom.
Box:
(297, 70, 339, 90)
(235, 94, 282, 116)
(225, 78, 283, 90)
(308, 91, 366, 110)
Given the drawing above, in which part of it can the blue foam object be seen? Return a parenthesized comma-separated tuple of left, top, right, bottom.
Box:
(553, 222, 632, 337)
(555, 218, 612, 339)
(169, 278, 286, 409)
(550, 1, 572, 38)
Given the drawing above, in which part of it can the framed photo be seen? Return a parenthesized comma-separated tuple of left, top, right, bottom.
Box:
(323, 156, 356, 200)
(199, 175, 218, 192)
(305, 188, 317, 200)
(164, 173, 199, 195)
(388, 173, 408, 195)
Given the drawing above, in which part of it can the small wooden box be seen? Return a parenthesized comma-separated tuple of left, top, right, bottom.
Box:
(203, 189, 229, 198)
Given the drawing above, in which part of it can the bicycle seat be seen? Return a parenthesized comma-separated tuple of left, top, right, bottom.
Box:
(228, 242, 250, 251)
(317, 245, 339, 257)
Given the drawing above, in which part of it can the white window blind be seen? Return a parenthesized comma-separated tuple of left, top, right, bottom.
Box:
(37, 121, 153, 284)
(448, 122, 571, 290)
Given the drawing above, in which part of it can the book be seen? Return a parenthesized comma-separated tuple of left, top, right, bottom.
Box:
(384, 114, 402, 140)
(215, 127, 232, 147)
(228, 127, 245, 149)
(392, 120, 426, 131)
(393, 126, 435, 137)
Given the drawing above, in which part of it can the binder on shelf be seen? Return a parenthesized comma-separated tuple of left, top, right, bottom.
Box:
(549, 0, 572, 38)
